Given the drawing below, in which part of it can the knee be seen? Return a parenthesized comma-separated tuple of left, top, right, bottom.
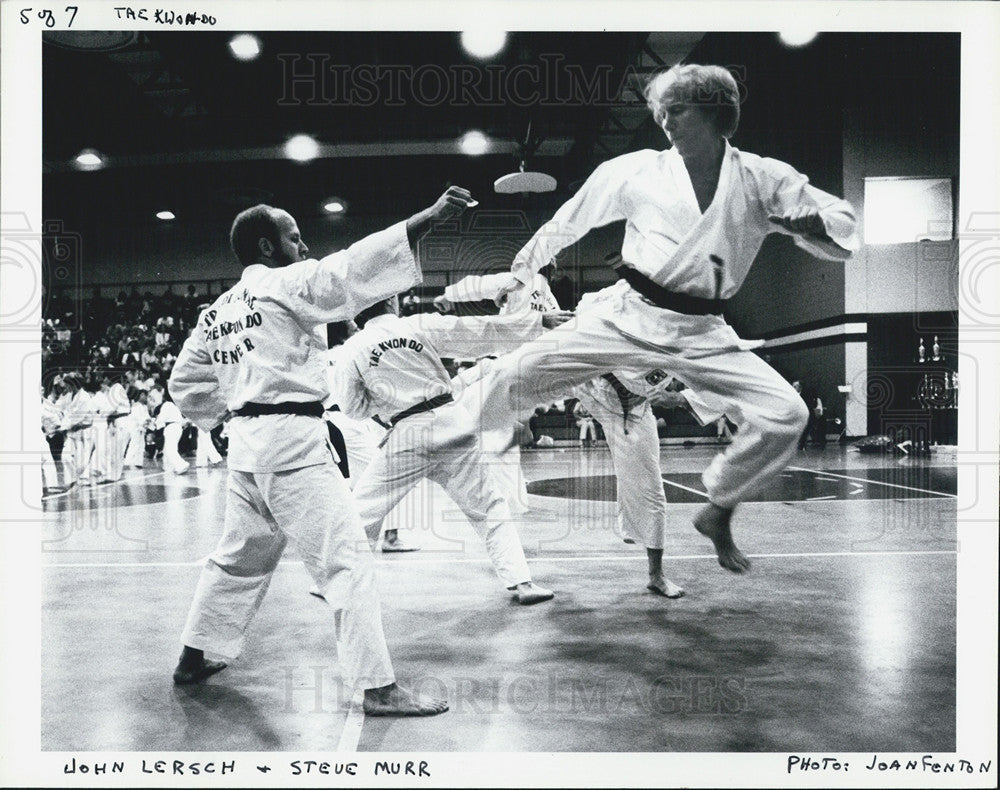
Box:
(759, 394, 808, 439)
(781, 396, 809, 435)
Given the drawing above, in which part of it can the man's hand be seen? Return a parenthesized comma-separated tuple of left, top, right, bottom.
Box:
(430, 186, 476, 221)
(433, 295, 454, 314)
(407, 186, 476, 248)
(769, 207, 828, 238)
(541, 310, 574, 330)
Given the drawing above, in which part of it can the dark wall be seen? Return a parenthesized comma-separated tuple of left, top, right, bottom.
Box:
(866, 311, 959, 438)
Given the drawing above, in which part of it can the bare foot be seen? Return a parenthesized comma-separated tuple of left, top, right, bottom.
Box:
(694, 503, 751, 573)
(646, 575, 685, 598)
(512, 581, 554, 605)
(362, 683, 448, 717)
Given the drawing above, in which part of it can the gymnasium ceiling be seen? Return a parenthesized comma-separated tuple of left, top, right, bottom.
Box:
(42, 31, 960, 229)
(42, 30, 702, 225)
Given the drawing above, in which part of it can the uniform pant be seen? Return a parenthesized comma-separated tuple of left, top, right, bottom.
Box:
(64, 429, 93, 485)
(350, 407, 532, 588)
(479, 424, 530, 516)
(124, 422, 146, 467)
(575, 389, 666, 549)
(196, 428, 223, 467)
(162, 423, 190, 474)
(478, 310, 808, 510)
(88, 422, 108, 480)
(180, 462, 395, 691)
(103, 420, 129, 481)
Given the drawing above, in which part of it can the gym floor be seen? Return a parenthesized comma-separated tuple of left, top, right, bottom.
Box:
(41, 443, 956, 753)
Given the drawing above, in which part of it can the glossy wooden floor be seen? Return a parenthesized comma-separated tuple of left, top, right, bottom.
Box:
(41, 443, 957, 753)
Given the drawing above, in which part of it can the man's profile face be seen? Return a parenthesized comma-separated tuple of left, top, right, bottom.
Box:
(269, 211, 310, 266)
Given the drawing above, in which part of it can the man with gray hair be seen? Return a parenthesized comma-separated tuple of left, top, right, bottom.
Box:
(477, 63, 859, 574)
(168, 186, 473, 717)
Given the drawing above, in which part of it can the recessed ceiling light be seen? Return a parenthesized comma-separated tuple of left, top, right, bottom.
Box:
(460, 131, 489, 156)
(778, 28, 818, 48)
(284, 135, 319, 162)
(156, 211, 176, 221)
(75, 149, 104, 168)
(228, 34, 261, 61)
(323, 201, 345, 214)
(461, 30, 506, 59)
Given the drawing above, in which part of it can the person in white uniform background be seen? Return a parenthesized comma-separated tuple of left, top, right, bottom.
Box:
(323, 321, 415, 552)
(123, 389, 150, 468)
(94, 372, 132, 483)
(195, 426, 223, 467)
(156, 392, 190, 475)
(478, 63, 859, 574)
(168, 186, 473, 717)
(58, 373, 94, 487)
(332, 294, 572, 605)
(573, 400, 597, 447)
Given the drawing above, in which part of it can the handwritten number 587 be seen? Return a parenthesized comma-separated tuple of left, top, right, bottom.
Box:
(19, 7, 79, 26)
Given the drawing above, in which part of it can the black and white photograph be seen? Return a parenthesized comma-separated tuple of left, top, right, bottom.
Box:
(1, 1, 997, 786)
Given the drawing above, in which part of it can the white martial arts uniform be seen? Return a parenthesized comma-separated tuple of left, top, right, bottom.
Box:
(41, 395, 63, 490)
(332, 310, 548, 588)
(449, 273, 674, 549)
(574, 402, 597, 443)
(88, 389, 112, 481)
(195, 428, 223, 467)
(123, 400, 149, 467)
(156, 400, 190, 475)
(446, 272, 561, 515)
(59, 389, 94, 485)
(479, 143, 858, 509)
(168, 221, 419, 691)
(100, 383, 132, 481)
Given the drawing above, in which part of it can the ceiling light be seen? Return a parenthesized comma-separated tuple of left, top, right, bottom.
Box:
(323, 201, 345, 214)
(284, 134, 319, 162)
(777, 28, 818, 48)
(461, 29, 507, 60)
(228, 34, 261, 61)
(460, 131, 489, 156)
(156, 211, 176, 221)
(74, 149, 104, 169)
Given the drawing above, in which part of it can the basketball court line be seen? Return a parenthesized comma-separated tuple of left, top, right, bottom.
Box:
(41, 548, 956, 569)
(41, 470, 168, 501)
(659, 478, 709, 498)
(336, 690, 366, 753)
(786, 465, 956, 498)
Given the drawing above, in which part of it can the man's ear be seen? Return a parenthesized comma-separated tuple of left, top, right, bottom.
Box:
(258, 237, 274, 258)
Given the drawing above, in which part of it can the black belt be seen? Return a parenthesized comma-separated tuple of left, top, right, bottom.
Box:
(615, 264, 726, 316)
(234, 400, 325, 418)
(390, 393, 454, 426)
